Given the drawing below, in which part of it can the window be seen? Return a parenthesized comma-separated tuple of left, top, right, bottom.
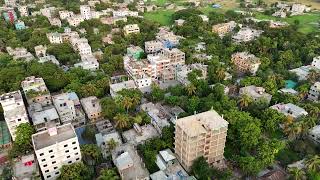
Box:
(52, 161, 56, 164)
(47, 175, 51, 178)
(17, 118, 21, 122)
(41, 159, 46, 162)
(72, 142, 76, 144)
(55, 172, 59, 175)
(45, 170, 49, 173)
(68, 161, 72, 164)
(54, 167, 58, 170)
(49, 150, 53, 153)
(65, 150, 69, 153)
(43, 164, 47, 167)
(75, 152, 79, 155)
(50, 155, 54, 158)
(76, 158, 80, 161)
(73, 147, 77, 150)
(67, 155, 70, 158)
(64, 144, 68, 147)
(40, 153, 44, 156)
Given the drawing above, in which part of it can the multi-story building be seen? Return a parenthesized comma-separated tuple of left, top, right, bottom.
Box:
(2, 9, 17, 23)
(145, 40, 163, 54)
(58, 10, 74, 20)
(32, 123, 81, 180)
(67, 15, 84, 27)
(0, 91, 29, 140)
(127, 45, 144, 60)
(123, 24, 140, 36)
(231, 52, 261, 75)
(21, 76, 52, 106)
(80, 5, 91, 20)
(15, 20, 26, 30)
(52, 92, 86, 127)
(239, 86, 272, 104)
(156, 27, 182, 49)
(271, 103, 308, 119)
(174, 110, 228, 170)
(74, 54, 99, 71)
(40, 7, 56, 18)
(18, 5, 29, 16)
(311, 56, 320, 70)
(6, 47, 34, 61)
(34, 45, 47, 57)
(78, 42, 92, 55)
(4, 0, 17, 7)
(49, 18, 62, 27)
(212, 21, 237, 37)
(29, 104, 60, 132)
(12, 154, 40, 179)
(308, 82, 320, 102)
(160, 48, 185, 66)
(47, 32, 63, 44)
(80, 96, 102, 122)
(110, 80, 136, 98)
(176, 64, 208, 86)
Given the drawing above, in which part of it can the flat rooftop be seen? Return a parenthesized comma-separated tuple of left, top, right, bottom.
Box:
(32, 124, 76, 150)
(176, 110, 228, 137)
(122, 124, 159, 145)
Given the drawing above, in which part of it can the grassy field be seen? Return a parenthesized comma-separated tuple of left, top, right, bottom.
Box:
(255, 12, 320, 33)
(144, 10, 175, 26)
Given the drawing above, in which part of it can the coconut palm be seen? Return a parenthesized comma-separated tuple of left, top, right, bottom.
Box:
(186, 84, 196, 96)
(288, 167, 306, 180)
(107, 138, 118, 151)
(238, 94, 253, 109)
(80, 144, 102, 165)
(285, 122, 303, 140)
(122, 96, 133, 113)
(216, 67, 226, 81)
(305, 155, 320, 172)
(307, 69, 320, 83)
(133, 115, 143, 124)
(114, 113, 130, 129)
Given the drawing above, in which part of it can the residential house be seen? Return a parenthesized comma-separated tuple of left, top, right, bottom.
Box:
(47, 32, 63, 44)
(122, 123, 159, 146)
(0, 121, 12, 148)
(4, 0, 17, 7)
(176, 64, 207, 86)
(80, 5, 91, 20)
(6, 47, 34, 61)
(49, 18, 62, 27)
(308, 82, 320, 101)
(110, 80, 136, 98)
(311, 56, 320, 69)
(12, 154, 40, 179)
(34, 45, 47, 57)
(67, 15, 84, 27)
(123, 24, 140, 36)
(0, 91, 29, 140)
(21, 76, 52, 106)
(212, 21, 237, 37)
(32, 123, 81, 180)
(239, 86, 272, 104)
(145, 40, 163, 54)
(74, 54, 99, 71)
(18, 5, 29, 16)
(111, 143, 150, 180)
(141, 102, 170, 133)
(309, 125, 320, 144)
(59, 10, 74, 20)
(96, 131, 122, 158)
(80, 96, 102, 122)
(2, 9, 17, 23)
(52, 92, 86, 127)
(271, 103, 308, 119)
(14, 20, 26, 30)
(127, 45, 144, 60)
(29, 104, 60, 132)
(232, 27, 263, 43)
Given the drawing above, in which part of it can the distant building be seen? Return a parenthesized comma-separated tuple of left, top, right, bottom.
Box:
(198, 14, 209, 22)
(47, 32, 63, 44)
(18, 5, 29, 16)
(290, 65, 317, 81)
(67, 15, 84, 27)
(311, 56, 320, 70)
(29, 104, 60, 132)
(32, 123, 81, 180)
(176, 64, 208, 86)
(309, 125, 320, 144)
(271, 103, 308, 119)
(2, 9, 17, 23)
(308, 82, 320, 102)
(34, 45, 47, 57)
(39, 55, 60, 65)
(74, 54, 99, 71)
(122, 124, 159, 146)
(6, 47, 34, 61)
(239, 86, 272, 104)
(123, 24, 140, 36)
(59, 10, 74, 20)
(95, 131, 122, 158)
(111, 143, 150, 180)
(141, 102, 170, 133)
(52, 92, 86, 127)
(4, 0, 17, 7)
(145, 40, 163, 54)
(160, 48, 185, 66)
(80, 5, 91, 20)
(156, 27, 182, 49)
(175, 110, 228, 170)
(231, 52, 261, 75)
(49, 18, 62, 27)
(14, 20, 26, 30)
(80, 96, 102, 122)
(0, 91, 29, 140)
(232, 27, 263, 43)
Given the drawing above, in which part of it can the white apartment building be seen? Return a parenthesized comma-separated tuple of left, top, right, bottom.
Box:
(29, 104, 60, 132)
(52, 92, 85, 127)
(47, 32, 63, 44)
(49, 18, 62, 27)
(175, 110, 228, 170)
(32, 123, 81, 180)
(0, 91, 29, 140)
(123, 24, 140, 36)
(34, 45, 47, 57)
(59, 10, 74, 20)
(21, 76, 52, 106)
(311, 56, 320, 70)
(308, 82, 320, 102)
(80, 5, 91, 20)
(78, 42, 92, 55)
(145, 40, 163, 54)
(74, 54, 99, 71)
(40, 7, 56, 18)
(160, 48, 185, 66)
(18, 5, 29, 16)
(271, 103, 308, 119)
(232, 27, 263, 43)
(6, 47, 35, 61)
(113, 10, 139, 17)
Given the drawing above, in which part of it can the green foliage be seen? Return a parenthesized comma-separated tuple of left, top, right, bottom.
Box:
(81, 125, 97, 143)
(47, 43, 80, 65)
(58, 162, 93, 180)
(150, 83, 165, 102)
(97, 168, 120, 180)
(80, 144, 103, 166)
(9, 123, 35, 159)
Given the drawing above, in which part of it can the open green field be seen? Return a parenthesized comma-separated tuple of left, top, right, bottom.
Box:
(255, 12, 320, 34)
(144, 10, 175, 26)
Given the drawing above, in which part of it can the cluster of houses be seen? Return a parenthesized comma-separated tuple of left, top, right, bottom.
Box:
(272, 2, 311, 18)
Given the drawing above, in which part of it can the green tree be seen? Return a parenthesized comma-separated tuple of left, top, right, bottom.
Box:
(238, 94, 253, 109)
(150, 83, 165, 102)
(9, 123, 35, 158)
(97, 168, 120, 180)
(185, 84, 196, 96)
(107, 138, 118, 151)
(80, 144, 102, 166)
(288, 167, 306, 180)
(114, 113, 130, 129)
(58, 162, 93, 180)
(305, 155, 320, 172)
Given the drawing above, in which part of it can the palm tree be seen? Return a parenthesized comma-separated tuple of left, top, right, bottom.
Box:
(80, 144, 102, 166)
(216, 67, 226, 81)
(307, 69, 320, 83)
(238, 94, 253, 109)
(114, 113, 129, 129)
(98, 168, 120, 180)
(288, 167, 306, 180)
(107, 138, 118, 151)
(122, 96, 133, 113)
(186, 84, 196, 96)
(305, 155, 320, 172)
(133, 115, 143, 124)
(285, 122, 303, 140)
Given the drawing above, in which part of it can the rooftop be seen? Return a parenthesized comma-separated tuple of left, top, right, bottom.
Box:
(31, 106, 59, 125)
(122, 124, 159, 145)
(270, 103, 308, 119)
(32, 123, 77, 150)
(176, 110, 228, 137)
(110, 80, 136, 94)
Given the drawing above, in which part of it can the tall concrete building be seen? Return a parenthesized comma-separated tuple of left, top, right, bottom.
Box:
(80, 5, 91, 20)
(0, 91, 29, 140)
(174, 110, 228, 170)
(32, 123, 81, 180)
